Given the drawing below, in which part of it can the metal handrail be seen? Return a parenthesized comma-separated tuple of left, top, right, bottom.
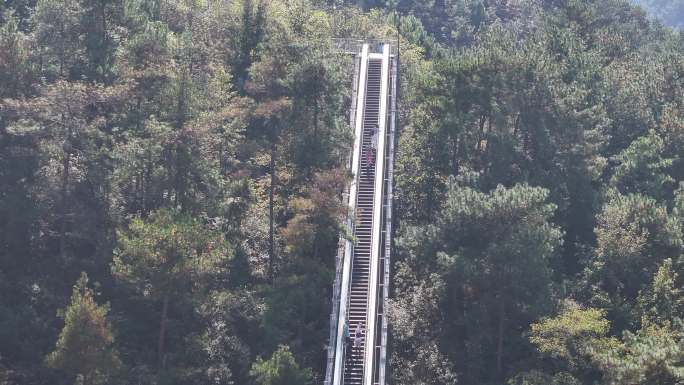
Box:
(377, 45, 398, 385)
(328, 44, 369, 385)
(324, 49, 363, 385)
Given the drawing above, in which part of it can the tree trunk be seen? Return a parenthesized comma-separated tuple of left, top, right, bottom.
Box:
(476, 114, 486, 153)
(158, 295, 169, 369)
(452, 135, 459, 173)
(460, 283, 469, 382)
(144, 149, 153, 215)
(59, 149, 71, 259)
(311, 99, 320, 179)
(268, 141, 277, 280)
(175, 71, 188, 210)
(496, 294, 505, 379)
(100, 2, 107, 81)
(101, 4, 107, 50)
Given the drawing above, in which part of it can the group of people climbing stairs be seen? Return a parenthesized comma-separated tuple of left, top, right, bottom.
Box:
(342, 56, 382, 385)
(324, 41, 397, 385)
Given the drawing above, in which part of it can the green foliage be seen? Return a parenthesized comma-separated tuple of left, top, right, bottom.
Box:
(395, 17, 609, 278)
(584, 192, 683, 329)
(0, 12, 33, 98)
(112, 208, 232, 299)
(249, 345, 312, 385)
(235, 0, 266, 89)
(31, 0, 121, 82)
(46, 272, 122, 385)
(508, 371, 581, 385)
(280, 169, 347, 260)
(529, 303, 610, 367)
(523, 301, 615, 383)
(112, 208, 233, 375)
(392, 181, 562, 384)
(636, 259, 684, 327)
(32, 0, 84, 79)
(610, 130, 675, 200)
(2, 0, 684, 384)
(590, 324, 684, 385)
(199, 289, 263, 384)
(526, 303, 684, 384)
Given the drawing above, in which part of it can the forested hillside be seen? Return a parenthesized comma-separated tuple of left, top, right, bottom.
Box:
(1, 1, 684, 385)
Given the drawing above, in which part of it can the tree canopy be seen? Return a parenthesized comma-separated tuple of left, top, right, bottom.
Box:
(1, 0, 684, 384)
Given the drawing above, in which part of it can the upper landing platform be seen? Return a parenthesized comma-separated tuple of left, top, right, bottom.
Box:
(332, 39, 398, 56)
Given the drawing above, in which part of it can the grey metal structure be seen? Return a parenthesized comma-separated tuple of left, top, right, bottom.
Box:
(324, 41, 398, 385)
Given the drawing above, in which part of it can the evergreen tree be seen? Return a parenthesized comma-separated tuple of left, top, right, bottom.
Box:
(2, 0, 684, 384)
(79, 0, 119, 83)
(46, 272, 122, 385)
(0, 12, 33, 98)
(32, 0, 84, 80)
(636, 258, 684, 327)
(610, 130, 675, 201)
(590, 323, 684, 385)
(392, 181, 562, 384)
(584, 192, 683, 329)
(521, 302, 612, 384)
(234, 0, 266, 91)
(249, 345, 313, 385)
(112, 208, 232, 370)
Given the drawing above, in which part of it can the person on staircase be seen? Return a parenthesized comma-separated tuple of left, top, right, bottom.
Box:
(365, 125, 379, 178)
(353, 323, 365, 356)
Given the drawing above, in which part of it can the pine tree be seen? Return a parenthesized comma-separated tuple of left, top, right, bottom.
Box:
(46, 272, 122, 385)
(521, 301, 613, 384)
(590, 323, 684, 385)
(585, 192, 683, 329)
(392, 180, 563, 384)
(610, 130, 675, 201)
(32, 0, 83, 79)
(636, 258, 684, 326)
(0, 12, 33, 98)
(249, 345, 312, 385)
(112, 208, 232, 370)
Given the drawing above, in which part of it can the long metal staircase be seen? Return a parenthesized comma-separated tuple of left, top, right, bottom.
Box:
(344, 57, 382, 385)
(325, 42, 398, 385)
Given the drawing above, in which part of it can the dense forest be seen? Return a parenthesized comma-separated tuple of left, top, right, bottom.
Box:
(1, 0, 684, 384)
